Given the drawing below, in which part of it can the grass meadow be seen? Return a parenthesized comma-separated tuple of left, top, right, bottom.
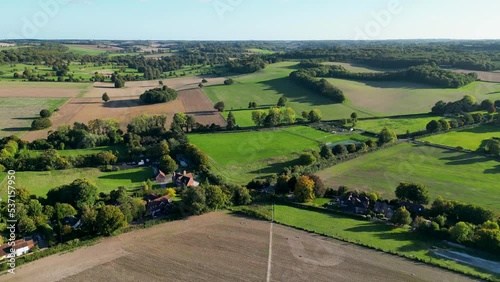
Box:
(355, 115, 450, 134)
(189, 126, 371, 183)
(421, 124, 500, 151)
(0, 97, 68, 138)
(0, 167, 153, 198)
(315, 142, 500, 211)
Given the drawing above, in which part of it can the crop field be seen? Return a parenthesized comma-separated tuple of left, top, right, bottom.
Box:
(269, 204, 498, 280)
(421, 124, 500, 150)
(0, 167, 153, 198)
(189, 126, 371, 183)
(0, 97, 68, 138)
(64, 44, 124, 55)
(203, 62, 374, 121)
(316, 142, 500, 211)
(355, 115, 449, 134)
(324, 78, 500, 116)
(247, 48, 275, 54)
(4, 212, 477, 282)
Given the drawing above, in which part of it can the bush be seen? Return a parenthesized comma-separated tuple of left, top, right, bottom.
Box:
(114, 79, 125, 88)
(298, 153, 316, 165)
(224, 79, 234, 85)
(31, 118, 52, 130)
(39, 109, 52, 118)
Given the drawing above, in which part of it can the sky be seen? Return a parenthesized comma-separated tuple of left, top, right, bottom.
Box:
(1, 0, 499, 40)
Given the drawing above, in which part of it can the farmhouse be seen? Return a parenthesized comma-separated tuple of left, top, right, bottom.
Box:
(0, 239, 36, 260)
(172, 171, 199, 187)
(337, 193, 370, 214)
(374, 200, 395, 219)
(146, 195, 172, 217)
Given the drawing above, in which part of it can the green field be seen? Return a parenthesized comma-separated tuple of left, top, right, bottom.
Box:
(356, 115, 449, 134)
(421, 125, 500, 151)
(268, 204, 498, 280)
(247, 48, 275, 54)
(203, 62, 373, 121)
(0, 62, 141, 82)
(0, 167, 153, 197)
(0, 97, 68, 138)
(324, 78, 500, 116)
(223, 110, 256, 127)
(322, 62, 397, 73)
(64, 45, 109, 56)
(189, 126, 371, 183)
(29, 144, 129, 159)
(316, 143, 500, 211)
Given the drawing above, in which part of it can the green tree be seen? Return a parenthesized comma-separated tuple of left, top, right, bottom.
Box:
(307, 174, 326, 198)
(378, 127, 397, 144)
(102, 92, 110, 103)
(480, 99, 494, 111)
(31, 118, 52, 130)
(96, 151, 117, 165)
(114, 78, 125, 88)
(350, 112, 358, 122)
(426, 120, 441, 133)
(298, 153, 316, 165)
(391, 207, 412, 226)
(308, 109, 322, 122)
(450, 222, 473, 243)
(277, 95, 287, 107)
(227, 111, 236, 130)
(283, 107, 296, 124)
(96, 205, 126, 236)
(395, 182, 430, 205)
(205, 185, 227, 210)
(294, 175, 315, 203)
(40, 109, 52, 118)
(251, 110, 267, 126)
(223, 78, 234, 85)
(182, 186, 207, 215)
(159, 155, 178, 173)
(214, 101, 225, 112)
(320, 144, 334, 159)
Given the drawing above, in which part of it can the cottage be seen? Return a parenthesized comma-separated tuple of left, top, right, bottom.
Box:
(146, 195, 172, 217)
(172, 171, 199, 187)
(61, 216, 82, 229)
(0, 239, 36, 260)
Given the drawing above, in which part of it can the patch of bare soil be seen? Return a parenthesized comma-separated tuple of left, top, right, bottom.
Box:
(452, 69, 500, 83)
(1, 212, 475, 282)
(179, 88, 226, 127)
(0, 87, 81, 98)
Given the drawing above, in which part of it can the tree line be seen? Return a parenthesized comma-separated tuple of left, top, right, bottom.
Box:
(289, 69, 346, 103)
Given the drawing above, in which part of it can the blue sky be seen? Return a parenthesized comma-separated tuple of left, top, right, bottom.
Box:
(1, 0, 499, 40)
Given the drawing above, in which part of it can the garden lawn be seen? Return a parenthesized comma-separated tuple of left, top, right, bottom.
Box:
(421, 125, 500, 151)
(1, 167, 153, 198)
(316, 143, 500, 211)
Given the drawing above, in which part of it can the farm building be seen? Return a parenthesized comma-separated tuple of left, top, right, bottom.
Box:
(0, 239, 36, 260)
(172, 171, 199, 187)
(155, 170, 169, 185)
(145, 195, 172, 217)
(337, 193, 370, 214)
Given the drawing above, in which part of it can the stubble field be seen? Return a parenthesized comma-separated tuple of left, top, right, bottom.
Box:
(0, 212, 475, 282)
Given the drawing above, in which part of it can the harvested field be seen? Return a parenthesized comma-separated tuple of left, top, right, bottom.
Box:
(21, 89, 224, 141)
(1, 212, 474, 282)
(452, 69, 500, 83)
(179, 88, 226, 126)
(83, 76, 226, 98)
(0, 87, 82, 98)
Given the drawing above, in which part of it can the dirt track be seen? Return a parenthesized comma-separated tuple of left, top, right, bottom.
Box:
(1, 212, 474, 282)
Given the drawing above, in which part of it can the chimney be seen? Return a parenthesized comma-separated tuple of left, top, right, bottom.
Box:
(183, 170, 186, 176)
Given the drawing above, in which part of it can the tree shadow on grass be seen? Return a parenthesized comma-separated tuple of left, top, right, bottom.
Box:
(2, 126, 31, 132)
(97, 168, 153, 182)
(484, 164, 500, 174)
(344, 222, 392, 233)
(439, 153, 491, 166)
(248, 158, 301, 174)
(259, 77, 335, 106)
